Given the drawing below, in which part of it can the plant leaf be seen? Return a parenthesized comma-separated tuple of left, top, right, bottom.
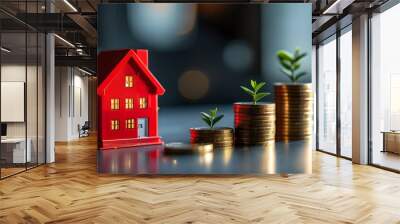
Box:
(250, 80, 257, 89)
(254, 92, 269, 103)
(294, 71, 307, 82)
(293, 53, 307, 63)
(240, 86, 255, 96)
(292, 62, 301, 71)
(280, 68, 294, 81)
(280, 68, 292, 77)
(212, 114, 224, 127)
(201, 117, 212, 128)
(277, 50, 293, 61)
(254, 82, 266, 92)
(201, 112, 211, 120)
(210, 108, 217, 118)
(277, 48, 307, 83)
(281, 60, 293, 72)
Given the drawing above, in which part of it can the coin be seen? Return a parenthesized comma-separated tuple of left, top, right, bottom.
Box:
(274, 83, 313, 141)
(190, 127, 234, 148)
(233, 102, 276, 145)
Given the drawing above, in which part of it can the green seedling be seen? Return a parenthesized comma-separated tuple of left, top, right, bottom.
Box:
(277, 48, 308, 82)
(240, 80, 270, 104)
(201, 107, 224, 128)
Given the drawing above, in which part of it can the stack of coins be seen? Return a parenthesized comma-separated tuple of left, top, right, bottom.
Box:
(190, 127, 234, 148)
(274, 83, 313, 141)
(234, 102, 275, 145)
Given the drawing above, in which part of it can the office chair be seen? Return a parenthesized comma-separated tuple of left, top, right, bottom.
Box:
(79, 121, 90, 138)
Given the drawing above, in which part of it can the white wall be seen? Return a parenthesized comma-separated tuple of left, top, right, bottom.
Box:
(55, 67, 89, 141)
(1, 63, 46, 164)
(1, 65, 27, 141)
(55, 67, 70, 141)
(1, 64, 40, 138)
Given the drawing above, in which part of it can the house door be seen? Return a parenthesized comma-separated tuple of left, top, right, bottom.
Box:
(138, 118, 148, 137)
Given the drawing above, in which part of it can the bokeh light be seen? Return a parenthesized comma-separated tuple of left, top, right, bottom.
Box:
(178, 70, 209, 100)
(127, 4, 197, 50)
(223, 40, 254, 72)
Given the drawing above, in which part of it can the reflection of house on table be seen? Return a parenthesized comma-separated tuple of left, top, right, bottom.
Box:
(97, 49, 165, 149)
(382, 131, 400, 154)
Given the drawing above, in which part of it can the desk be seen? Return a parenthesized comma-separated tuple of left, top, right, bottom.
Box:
(1, 138, 31, 163)
(382, 131, 400, 154)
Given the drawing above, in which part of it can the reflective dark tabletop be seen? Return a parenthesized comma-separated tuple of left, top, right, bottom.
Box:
(97, 105, 313, 175)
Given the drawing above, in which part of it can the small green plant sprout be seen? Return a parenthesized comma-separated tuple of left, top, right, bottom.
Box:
(240, 80, 270, 104)
(276, 48, 308, 82)
(201, 107, 224, 128)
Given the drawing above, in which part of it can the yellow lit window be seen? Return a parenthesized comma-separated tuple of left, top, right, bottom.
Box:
(111, 120, 119, 130)
(111, 98, 119, 110)
(125, 119, 134, 129)
(139, 97, 147, 109)
(125, 75, 133, 87)
(125, 98, 133, 109)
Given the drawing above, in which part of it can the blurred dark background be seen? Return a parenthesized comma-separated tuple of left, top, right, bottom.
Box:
(98, 3, 311, 106)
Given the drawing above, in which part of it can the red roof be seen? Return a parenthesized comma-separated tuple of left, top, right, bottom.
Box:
(97, 49, 165, 96)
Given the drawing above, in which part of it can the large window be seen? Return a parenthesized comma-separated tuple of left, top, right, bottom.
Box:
(316, 26, 353, 159)
(370, 3, 400, 171)
(339, 28, 352, 158)
(317, 36, 337, 154)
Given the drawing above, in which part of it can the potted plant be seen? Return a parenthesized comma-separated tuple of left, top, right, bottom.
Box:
(234, 80, 275, 145)
(275, 48, 313, 141)
(190, 108, 233, 148)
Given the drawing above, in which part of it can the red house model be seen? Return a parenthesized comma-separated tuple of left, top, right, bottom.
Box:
(97, 49, 165, 149)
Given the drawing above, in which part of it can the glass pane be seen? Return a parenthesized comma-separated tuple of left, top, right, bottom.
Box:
(26, 0, 40, 169)
(27, 31, 38, 169)
(1, 30, 27, 177)
(318, 37, 337, 154)
(340, 29, 352, 158)
(371, 4, 400, 171)
(38, 33, 45, 165)
(312, 46, 317, 150)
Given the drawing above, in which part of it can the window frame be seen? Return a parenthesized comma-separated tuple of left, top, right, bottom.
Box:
(368, 3, 400, 173)
(315, 24, 353, 161)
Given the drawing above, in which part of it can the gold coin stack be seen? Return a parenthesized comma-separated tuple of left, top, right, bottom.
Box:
(233, 102, 275, 145)
(274, 83, 313, 141)
(190, 127, 234, 148)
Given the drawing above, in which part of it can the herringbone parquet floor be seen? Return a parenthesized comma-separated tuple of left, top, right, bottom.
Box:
(1, 136, 400, 224)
